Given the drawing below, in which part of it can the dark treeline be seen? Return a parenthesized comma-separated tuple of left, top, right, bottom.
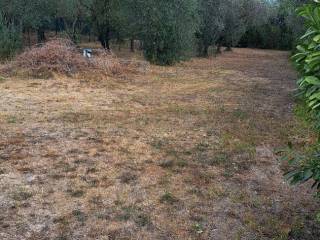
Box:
(0, 0, 308, 65)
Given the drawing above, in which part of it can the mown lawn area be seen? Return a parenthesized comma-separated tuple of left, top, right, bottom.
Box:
(0, 48, 319, 239)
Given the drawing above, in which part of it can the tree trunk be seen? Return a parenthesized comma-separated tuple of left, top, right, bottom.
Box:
(98, 29, 111, 50)
(37, 28, 46, 43)
(216, 43, 222, 54)
(71, 19, 78, 43)
(28, 29, 31, 47)
(105, 39, 110, 50)
(197, 42, 203, 57)
(203, 44, 209, 57)
(55, 18, 58, 36)
(138, 40, 144, 50)
(99, 35, 110, 49)
(130, 38, 135, 52)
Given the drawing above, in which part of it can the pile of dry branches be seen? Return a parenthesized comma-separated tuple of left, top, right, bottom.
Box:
(1, 39, 122, 78)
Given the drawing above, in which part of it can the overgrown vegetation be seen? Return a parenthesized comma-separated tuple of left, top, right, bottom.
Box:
(0, 0, 307, 64)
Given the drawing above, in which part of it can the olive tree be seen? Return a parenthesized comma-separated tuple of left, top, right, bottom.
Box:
(219, 0, 247, 51)
(196, 0, 224, 57)
(85, 0, 123, 49)
(55, 0, 90, 43)
(137, 0, 198, 65)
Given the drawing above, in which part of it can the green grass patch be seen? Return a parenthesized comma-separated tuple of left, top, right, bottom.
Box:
(160, 192, 179, 204)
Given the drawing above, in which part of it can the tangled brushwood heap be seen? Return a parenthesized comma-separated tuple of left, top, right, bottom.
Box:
(1, 38, 122, 78)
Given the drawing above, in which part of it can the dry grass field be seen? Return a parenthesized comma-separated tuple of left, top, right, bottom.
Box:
(0, 48, 319, 239)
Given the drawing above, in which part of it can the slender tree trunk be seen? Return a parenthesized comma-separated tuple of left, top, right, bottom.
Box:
(216, 43, 222, 54)
(203, 44, 209, 57)
(28, 29, 31, 47)
(130, 38, 135, 52)
(71, 18, 78, 43)
(138, 40, 143, 50)
(55, 18, 58, 36)
(37, 28, 46, 43)
(97, 28, 111, 50)
(197, 42, 203, 57)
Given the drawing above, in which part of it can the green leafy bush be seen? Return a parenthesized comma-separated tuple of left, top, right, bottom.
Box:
(288, 0, 320, 196)
(282, 144, 320, 196)
(0, 16, 22, 59)
(293, 2, 320, 115)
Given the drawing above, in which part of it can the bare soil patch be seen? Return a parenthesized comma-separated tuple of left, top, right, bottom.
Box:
(0, 48, 319, 239)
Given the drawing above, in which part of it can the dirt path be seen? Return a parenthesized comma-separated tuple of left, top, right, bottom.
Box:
(0, 48, 319, 239)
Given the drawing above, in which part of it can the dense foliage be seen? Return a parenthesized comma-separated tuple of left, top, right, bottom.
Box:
(288, 0, 320, 196)
(293, 2, 320, 113)
(0, 0, 307, 63)
(137, 0, 198, 65)
(0, 14, 22, 59)
(283, 144, 320, 196)
(240, 0, 308, 50)
(196, 0, 224, 56)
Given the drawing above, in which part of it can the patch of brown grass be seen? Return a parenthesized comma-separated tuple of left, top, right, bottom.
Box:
(0, 48, 319, 239)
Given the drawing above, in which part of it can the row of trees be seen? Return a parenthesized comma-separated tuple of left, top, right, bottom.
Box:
(0, 0, 308, 64)
(240, 0, 309, 50)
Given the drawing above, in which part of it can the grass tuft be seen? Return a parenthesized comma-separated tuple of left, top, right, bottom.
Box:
(160, 192, 179, 204)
